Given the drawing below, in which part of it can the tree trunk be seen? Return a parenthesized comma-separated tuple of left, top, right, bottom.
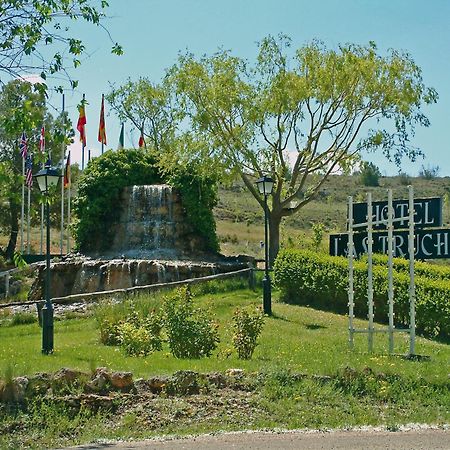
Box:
(5, 197, 19, 261)
(268, 211, 282, 267)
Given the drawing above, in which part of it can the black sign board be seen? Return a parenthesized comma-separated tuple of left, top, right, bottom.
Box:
(351, 197, 442, 230)
(330, 228, 450, 260)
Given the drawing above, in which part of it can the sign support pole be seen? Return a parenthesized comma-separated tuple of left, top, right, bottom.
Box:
(348, 196, 355, 350)
(408, 185, 416, 355)
(367, 192, 374, 352)
(387, 189, 395, 353)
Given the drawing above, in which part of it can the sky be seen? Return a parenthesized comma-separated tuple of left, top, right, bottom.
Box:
(41, 0, 450, 176)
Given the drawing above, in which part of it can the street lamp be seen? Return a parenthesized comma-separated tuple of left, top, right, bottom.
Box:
(35, 163, 61, 354)
(256, 175, 274, 315)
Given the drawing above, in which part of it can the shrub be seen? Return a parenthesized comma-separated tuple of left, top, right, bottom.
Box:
(359, 161, 381, 187)
(273, 249, 450, 338)
(162, 286, 219, 358)
(419, 164, 440, 180)
(117, 321, 161, 357)
(232, 307, 265, 359)
(311, 222, 325, 251)
(9, 312, 37, 326)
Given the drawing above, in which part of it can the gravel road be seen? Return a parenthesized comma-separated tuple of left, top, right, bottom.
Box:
(71, 427, 449, 450)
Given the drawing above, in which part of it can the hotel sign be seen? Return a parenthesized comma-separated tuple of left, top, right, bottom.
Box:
(351, 197, 442, 230)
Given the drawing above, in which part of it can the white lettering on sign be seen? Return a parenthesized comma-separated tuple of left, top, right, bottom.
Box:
(435, 232, 449, 256)
(420, 233, 433, 256)
(394, 235, 406, 257)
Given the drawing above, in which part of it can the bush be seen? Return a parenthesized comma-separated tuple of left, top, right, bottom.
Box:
(273, 249, 450, 338)
(162, 286, 219, 358)
(9, 312, 37, 326)
(98, 306, 163, 354)
(359, 161, 381, 187)
(232, 307, 265, 359)
(419, 164, 440, 180)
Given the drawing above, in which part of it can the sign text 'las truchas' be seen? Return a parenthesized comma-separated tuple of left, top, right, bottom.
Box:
(330, 228, 450, 259)
(351, 197, 442, 230)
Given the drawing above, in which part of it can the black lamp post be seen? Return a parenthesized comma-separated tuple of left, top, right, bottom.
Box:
(35, 163, 61, 354)
(256, 175, 274, 315)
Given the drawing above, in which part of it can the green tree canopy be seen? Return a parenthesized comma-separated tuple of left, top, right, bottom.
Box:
(0, 0, 122, 89)
(169, 36, 438, 262)
(107, 36, 437, 262)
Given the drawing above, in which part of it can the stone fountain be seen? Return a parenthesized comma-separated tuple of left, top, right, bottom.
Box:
(29, 185, 251, 300)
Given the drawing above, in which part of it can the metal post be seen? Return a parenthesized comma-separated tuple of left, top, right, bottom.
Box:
(21, 158, 25, 253)
(348, 196, 355, 349)
(367, 192, 374, 352)
(408, 185, 416, 355)
(262, 193, 272, 315)
(5, 272, 10, 298)
(40, 202, 44, 255)
(26, 186, 31, 254)
(41, 186, 54, 354)
(60, 93, 65, 256)
(387, 189, 395, 353)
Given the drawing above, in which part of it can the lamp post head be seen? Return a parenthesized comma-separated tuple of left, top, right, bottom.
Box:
(256, 175, 274, 196)
(35, 164, 61, 194)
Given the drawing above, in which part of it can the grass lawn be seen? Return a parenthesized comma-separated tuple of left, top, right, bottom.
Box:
(1, 288, 448, 382)
(0, 286, 449, 448)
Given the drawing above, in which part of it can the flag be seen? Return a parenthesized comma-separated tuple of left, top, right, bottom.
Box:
(138, 130, 145, 148)
(98, 95, 107, 145)
(77, 102, 87, 146)
(39, 126, 45, 152)
(64, 152, 71, 188)
(118, 122, 124, 150)
(19, 132, 28, 159)
(25, 154, 33, 188)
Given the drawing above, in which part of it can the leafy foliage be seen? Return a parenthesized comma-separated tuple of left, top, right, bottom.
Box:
(232, 307, 265, 359)
(0, 0, 122, 87)
(73, 149, 219, 253)
(111, 35, 437, 263)
(359, 161, 381, 187)
(274, 249, 450, 339)
(162, 286, 220, 359)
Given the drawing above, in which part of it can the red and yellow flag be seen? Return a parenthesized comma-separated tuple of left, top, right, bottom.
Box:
(64, 151, 71, 188)
(77, 103, 87, 146)
(98, 94, 107, 145)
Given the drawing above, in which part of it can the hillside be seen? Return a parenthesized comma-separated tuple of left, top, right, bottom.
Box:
(214, 174, 450, 257)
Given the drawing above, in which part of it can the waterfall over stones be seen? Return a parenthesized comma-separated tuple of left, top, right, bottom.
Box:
(29, 184, 253, 300)
(109, 185, 208, 259)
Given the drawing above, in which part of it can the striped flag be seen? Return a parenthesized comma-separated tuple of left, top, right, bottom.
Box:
(19, 132, 28, 159)
(39, 126, 45, 152)
(77, 103, 87, 146)
(118, 122, 124, 150)
(98, 95, 107, 145)
(64, 152, 71, 188)
(25, 154, 33, 188)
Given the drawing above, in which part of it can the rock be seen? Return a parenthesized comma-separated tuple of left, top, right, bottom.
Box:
(110, 371, 133, 391)
(147, 377, 168, 394)
(166, 371, 199, 396)
(0, 377, 28, 403)
(206, 372, 227, 388)
(225, 368, 245, 377)
(86, 367, 111, 393)
(52, 368, 89, 394)
(26, 372, 52, 397)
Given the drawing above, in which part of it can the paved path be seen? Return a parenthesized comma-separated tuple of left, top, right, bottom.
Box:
(73, 428, 449, 449)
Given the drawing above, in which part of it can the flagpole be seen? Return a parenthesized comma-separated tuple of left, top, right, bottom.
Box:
(40, 124, 44, 255)
(67, 167, 71, 254)
(60, 93, 65, 256)
(101, 94, 104, 155)
(20, 156, 25, 254)
(27, 185, 31, 254)
(81, 93, 85, 170)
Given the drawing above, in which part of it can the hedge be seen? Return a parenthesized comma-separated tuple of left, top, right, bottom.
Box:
(273, 249, 450, 339)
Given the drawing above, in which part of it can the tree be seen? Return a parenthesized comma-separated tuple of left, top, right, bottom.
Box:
(0, 0, 122, 88)
(168, 36, 437, 262)
(0, 79, 70, 259)
(359, 161, 381, 187)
